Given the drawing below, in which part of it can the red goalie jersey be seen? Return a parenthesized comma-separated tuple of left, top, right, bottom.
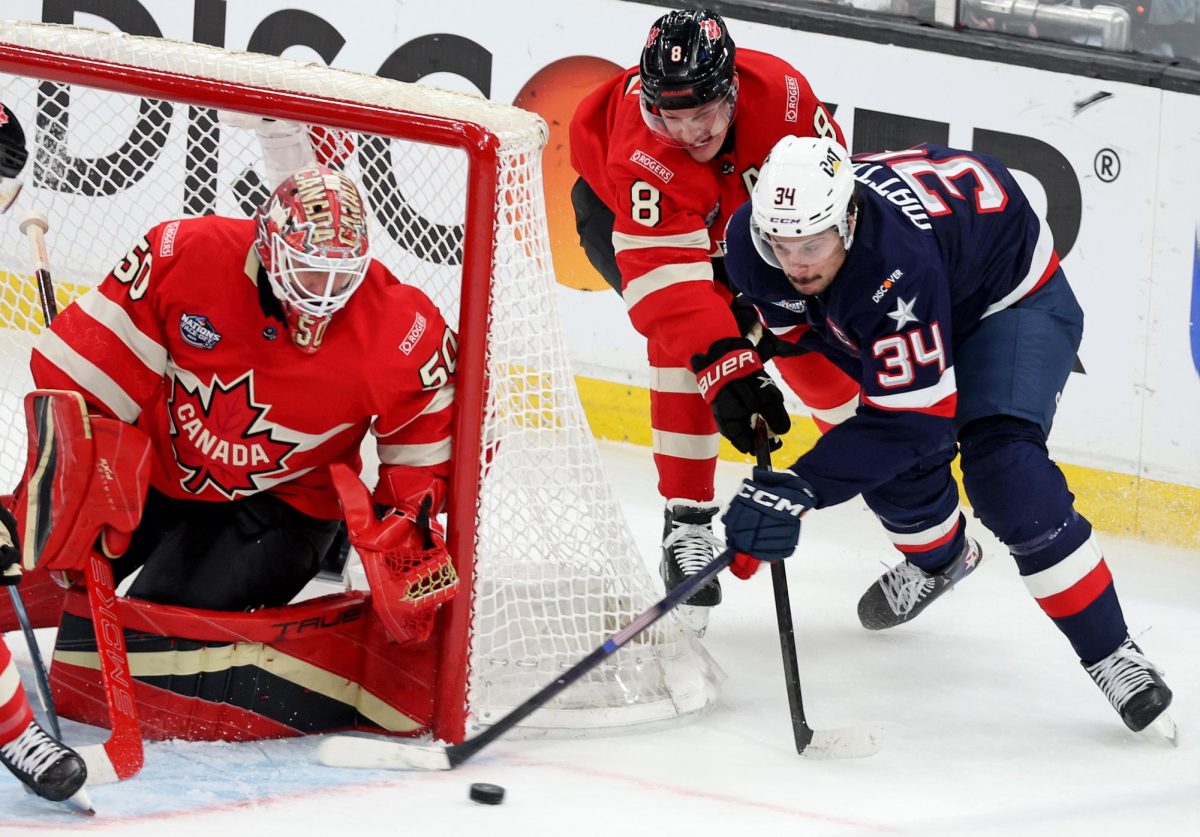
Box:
(29, 216, 455, 520)
(570, 48, 844, 364)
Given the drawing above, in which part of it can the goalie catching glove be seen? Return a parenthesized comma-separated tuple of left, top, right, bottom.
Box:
(691, 337, 791, 454)
(329, 463, 458, 645)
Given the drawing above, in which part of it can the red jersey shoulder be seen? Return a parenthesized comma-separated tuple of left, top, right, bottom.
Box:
(147, 215, 255, 262)
(349, 264, 452, 376)
(102, 216, 255, 308)
(732, 49, 842, 151)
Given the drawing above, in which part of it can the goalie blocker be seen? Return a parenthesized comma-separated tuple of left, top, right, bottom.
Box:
(13, 391, 460, 752)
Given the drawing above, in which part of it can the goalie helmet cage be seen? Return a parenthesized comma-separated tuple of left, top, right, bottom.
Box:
(0, 21, 719, 743)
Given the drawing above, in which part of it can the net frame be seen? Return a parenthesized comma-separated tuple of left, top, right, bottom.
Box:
(0, 21, 719, 745)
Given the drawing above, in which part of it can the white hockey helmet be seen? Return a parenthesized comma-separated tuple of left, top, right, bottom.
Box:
(750, 136, 856, 268)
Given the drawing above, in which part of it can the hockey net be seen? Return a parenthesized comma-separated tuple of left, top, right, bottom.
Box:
(0, 21, 719, 743)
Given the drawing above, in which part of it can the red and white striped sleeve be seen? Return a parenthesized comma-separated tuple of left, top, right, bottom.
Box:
(29, 228, 170, 421)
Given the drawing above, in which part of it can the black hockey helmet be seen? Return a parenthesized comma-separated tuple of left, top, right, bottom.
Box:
(639, 9, 736, 113)
(0, 103, 28, 212)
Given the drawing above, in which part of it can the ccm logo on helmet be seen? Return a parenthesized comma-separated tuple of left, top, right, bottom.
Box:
(737, 485, 807, 517)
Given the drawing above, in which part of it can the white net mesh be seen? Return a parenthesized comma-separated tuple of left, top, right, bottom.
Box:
(0, 22, 719, 736)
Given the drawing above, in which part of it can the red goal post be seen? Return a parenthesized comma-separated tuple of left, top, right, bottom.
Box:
(0, 21, 719, 744)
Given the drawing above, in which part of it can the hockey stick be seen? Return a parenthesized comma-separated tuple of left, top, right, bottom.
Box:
(755, 424, 882, 760)
(4, 585, 61, 739)
(317, 550, 733, 770)
(6, 211, 62, 741)
(20, 213, 144, 783)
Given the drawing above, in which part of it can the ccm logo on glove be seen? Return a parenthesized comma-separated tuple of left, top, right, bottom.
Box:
(737, 484, 810, 517)
(695, 349, 757, 399)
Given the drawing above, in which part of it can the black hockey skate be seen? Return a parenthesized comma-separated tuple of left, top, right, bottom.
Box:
(1083, 637, 1176, 741)
(0, 718, 88, 803)
(857, 537, 982, 631)
(660, 500, 723, 634)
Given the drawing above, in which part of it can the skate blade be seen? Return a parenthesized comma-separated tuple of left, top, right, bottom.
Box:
(1141, 711, 1178, 746)
(64, 787, 95, 816)
(20, 783, 95, 815)
(675, 605, 710, 637)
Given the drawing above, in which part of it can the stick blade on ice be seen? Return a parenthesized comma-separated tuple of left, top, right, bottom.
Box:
(802, 724, 884, 760)
(316, 736, 452, 771)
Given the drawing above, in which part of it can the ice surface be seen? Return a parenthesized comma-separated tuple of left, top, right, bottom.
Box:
(2, 440, 1197, 835)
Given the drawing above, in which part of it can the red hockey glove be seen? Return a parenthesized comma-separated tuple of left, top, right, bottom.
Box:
(330, 463, 457, 645)
(691, 337, 791, 454)
(729, 551, 763, 580)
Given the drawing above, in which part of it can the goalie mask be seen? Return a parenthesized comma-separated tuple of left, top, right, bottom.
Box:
(750, 136, 857, 270)
(0, 103, 29, 213)
(254, 166, 369, 353)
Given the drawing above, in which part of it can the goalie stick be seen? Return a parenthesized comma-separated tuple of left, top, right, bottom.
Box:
(5, 211, 61, 741)
(317, 550, 733, 771)
(755, 423, 881, 760)
(19, 211, 144, 784)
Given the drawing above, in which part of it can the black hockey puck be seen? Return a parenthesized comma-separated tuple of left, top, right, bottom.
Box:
(469, 782, 505, 805)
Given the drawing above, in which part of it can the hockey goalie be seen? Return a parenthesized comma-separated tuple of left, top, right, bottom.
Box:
(6, 123, 463, 767)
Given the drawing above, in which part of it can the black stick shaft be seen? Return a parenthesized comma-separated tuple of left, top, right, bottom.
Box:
(13, 212, 63, 737)
(756, 427, 815, 754)
(447, 550, 732, 767)
(6, 586, 61, 739)
(35, 267, 57, 323)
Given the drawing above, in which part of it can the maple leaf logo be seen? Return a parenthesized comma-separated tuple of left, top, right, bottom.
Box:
(168, 372, 299, 499)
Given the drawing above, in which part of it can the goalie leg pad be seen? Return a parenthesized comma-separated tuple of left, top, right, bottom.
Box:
(50, 588, 438, 741)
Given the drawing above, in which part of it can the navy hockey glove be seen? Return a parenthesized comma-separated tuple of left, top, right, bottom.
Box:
(722, 468, 817, 562)
(1, 505, 20, 585)
(691, 337, 791, 454)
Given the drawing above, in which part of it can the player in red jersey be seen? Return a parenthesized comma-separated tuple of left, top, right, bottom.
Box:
(0, 102, 89, 808)
(29, 165, 457, 611)
(569, 9, 859, 624)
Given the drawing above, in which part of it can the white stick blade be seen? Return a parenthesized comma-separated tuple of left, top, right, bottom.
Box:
(76, 744, 122, 785)
(316, 735, 452, 771)
(802, 724, 884, 760)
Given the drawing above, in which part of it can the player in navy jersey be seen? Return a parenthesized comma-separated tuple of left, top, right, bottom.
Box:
(719, 136, 1174, 739)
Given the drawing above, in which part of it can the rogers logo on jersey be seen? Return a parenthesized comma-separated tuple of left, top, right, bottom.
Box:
(399, 311, 427, 355)
(630, 150, 674, 184)
(168, 373, 299, 499)
(160, 220, 180, 257)
(784, 76, 799, 123)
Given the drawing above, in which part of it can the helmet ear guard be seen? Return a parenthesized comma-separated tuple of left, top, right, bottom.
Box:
(750, 136, 857, 261)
